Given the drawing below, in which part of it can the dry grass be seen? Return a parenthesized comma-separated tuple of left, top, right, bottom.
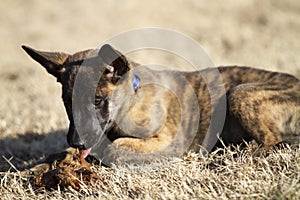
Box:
(1, 143, 300, 199)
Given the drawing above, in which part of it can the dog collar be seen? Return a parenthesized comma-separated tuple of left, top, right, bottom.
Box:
(133, 74, 140, 91)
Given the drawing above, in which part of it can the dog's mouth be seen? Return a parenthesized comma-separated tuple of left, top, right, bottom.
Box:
(81, 148, 92, 159)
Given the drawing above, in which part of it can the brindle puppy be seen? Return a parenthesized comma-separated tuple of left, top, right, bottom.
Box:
(22, 44, 300, 165)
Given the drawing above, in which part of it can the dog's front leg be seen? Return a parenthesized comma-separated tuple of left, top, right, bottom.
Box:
(112, 134, 173, 152)
(102, 134, 180, 165)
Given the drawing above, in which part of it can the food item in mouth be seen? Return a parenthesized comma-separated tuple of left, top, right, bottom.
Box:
(31, 148, 101, 191)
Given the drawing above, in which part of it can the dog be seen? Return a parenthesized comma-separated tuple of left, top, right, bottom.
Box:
(22, 44, 300, 165)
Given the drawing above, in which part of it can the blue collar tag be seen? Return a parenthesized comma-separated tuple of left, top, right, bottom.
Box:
(133, 75, 140, 91)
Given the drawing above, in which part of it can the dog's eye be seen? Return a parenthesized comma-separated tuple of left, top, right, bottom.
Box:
(95, 98, 102, 106)
(95, 96, 108, 107)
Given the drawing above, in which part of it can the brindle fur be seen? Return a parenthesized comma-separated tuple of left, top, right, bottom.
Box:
(22, 44, 300, 164)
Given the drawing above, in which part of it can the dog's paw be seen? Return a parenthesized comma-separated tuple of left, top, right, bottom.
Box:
(101, 143, 171, 167)
(112, 138, 138, 151)
(101, 143, 140, 165)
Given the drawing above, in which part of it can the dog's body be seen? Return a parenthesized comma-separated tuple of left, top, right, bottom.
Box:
(23, 44, 300, 164)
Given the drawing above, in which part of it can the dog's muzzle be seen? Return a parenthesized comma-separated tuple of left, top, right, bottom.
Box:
(67, 125, 85, 149)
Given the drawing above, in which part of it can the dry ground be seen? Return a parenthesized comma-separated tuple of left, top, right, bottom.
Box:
(0, 0, 300, 199)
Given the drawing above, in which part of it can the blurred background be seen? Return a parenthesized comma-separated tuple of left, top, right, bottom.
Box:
(0, 0, 299, 169)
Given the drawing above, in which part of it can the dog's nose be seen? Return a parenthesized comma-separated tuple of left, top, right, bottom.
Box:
(67, 126, 85, 149)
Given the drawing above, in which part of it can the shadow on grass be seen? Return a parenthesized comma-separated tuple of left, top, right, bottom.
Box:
(0, 130, 68, 172)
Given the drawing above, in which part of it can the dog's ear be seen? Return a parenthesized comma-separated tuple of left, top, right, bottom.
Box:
(98, 44, 130, 76)
(22, 45, 69, 79)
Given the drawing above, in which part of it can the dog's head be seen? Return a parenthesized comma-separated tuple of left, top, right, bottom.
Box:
(22, 44, 138, 151)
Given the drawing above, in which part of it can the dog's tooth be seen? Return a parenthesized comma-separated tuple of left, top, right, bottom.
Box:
(106, 65, 114, 72)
